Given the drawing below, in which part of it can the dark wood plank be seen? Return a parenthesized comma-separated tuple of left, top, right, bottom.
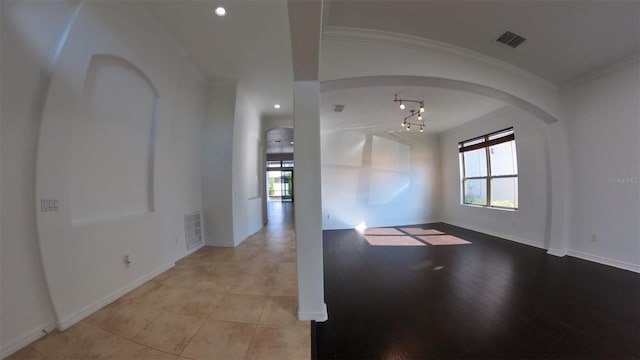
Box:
(316, 223, 640, 359)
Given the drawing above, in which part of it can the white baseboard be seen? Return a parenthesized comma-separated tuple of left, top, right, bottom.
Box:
(567, 250, 640, 273)
(1, 321, 57, 359)
(444, 222, 639, 273)
(2, 261, 176, 357)
(189, 242, 205, 254)
(444, 221, 546, 250)
(175, 241, 206, 262)
(57, 261, 175, 330)
(322, 218, 442, 231)
(547, 248, 567, 257)
(298, 303, 328, 322)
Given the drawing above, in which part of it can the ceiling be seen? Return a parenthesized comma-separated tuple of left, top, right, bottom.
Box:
(326, 0, 639, 84)
(142, 0, 637, 145)
(143, 0, 293, 119)
(321, 86, 507, 134)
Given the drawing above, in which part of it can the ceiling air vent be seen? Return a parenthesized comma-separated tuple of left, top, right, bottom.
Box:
(495, 30, 527, 48)
(333, 104, 345, 113)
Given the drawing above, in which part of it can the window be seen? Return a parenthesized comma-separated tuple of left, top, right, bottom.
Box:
(266, 160, 294, 168)
(459, 128, 518, 209)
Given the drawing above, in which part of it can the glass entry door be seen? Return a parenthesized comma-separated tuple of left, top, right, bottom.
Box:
(279, 170, 293, 202)
(267, 160, 294, 202)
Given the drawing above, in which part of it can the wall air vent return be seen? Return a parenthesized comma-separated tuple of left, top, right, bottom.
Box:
(333, 104, 345, 112)
(184, 211, 203, 251)
(495, 31, 527, 48)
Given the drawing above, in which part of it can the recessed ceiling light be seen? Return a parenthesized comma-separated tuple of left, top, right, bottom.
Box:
(274, 104, 281, 109)
(214, 6, 226, 16)
(290, 141, 294, 145)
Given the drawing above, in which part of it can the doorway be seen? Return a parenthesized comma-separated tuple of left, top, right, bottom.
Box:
(267, 160, 294, 202)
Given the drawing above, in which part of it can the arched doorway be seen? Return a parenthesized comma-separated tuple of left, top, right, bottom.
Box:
(264, 126, 295, 224)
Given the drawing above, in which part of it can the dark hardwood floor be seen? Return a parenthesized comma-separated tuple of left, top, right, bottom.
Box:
(316, 223, 640, 359)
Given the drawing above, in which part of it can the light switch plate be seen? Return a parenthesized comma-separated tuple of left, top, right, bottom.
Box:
(41, 197, 59, 212)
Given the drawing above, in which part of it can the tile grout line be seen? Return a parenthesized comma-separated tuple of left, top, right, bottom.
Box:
(176, 314, 207, 358)
(86, 303, 188, 357)
(25, 208, 298, 360)
(76, 321, 130, 358)
(243, 229, 286, 359)
(116, 264, 223, 356)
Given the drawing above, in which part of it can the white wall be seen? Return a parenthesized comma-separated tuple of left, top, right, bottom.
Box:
(202, 81, 236, 247)
(440, 107, 550, 248)
(202, 84, 267, 249)
(322, 130, 441, 229)
(1, 1, 208, 355)
(166, 62, 208, 261)
(231, 83, 264, 245)
(0, 1, 76, 354)
(561, 61, 640, 270)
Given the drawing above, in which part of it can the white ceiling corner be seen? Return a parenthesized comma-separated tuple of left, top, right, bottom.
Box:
(141, 0, 638, 141)
(142, 0, 294, 119)
(324, 0, 640, 84)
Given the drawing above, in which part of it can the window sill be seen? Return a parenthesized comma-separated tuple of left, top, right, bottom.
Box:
(460, 203, 518, 212)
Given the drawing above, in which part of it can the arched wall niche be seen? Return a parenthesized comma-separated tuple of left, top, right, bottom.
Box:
(35, 1, 180, 330)
(70, 53, 159, 224)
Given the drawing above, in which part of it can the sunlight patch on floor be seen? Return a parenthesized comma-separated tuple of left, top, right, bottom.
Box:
(361, 227, 472, 246)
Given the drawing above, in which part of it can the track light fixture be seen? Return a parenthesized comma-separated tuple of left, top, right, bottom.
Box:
(393, 94, 426, 133)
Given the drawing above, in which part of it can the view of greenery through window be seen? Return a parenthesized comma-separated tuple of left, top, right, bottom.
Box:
(459, 128, 518, 209)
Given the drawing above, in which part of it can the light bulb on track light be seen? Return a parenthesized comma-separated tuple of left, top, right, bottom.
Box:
(393, 95, 427, 134)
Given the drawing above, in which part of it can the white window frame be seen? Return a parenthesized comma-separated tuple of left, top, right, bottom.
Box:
(459, 128, 518, 210)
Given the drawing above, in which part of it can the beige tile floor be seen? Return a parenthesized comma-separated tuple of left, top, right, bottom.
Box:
(8, 202, 309, 360)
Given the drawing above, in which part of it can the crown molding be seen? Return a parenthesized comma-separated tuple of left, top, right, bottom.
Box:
(322, 26, 558, 93)
(560, 53, 639, 92)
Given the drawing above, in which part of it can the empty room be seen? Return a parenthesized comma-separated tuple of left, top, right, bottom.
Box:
(1, 1, 638, 359)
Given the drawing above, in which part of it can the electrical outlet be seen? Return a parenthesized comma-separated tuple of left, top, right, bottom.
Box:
(124, 254, 132, 265)
(591, 234, 597, 243)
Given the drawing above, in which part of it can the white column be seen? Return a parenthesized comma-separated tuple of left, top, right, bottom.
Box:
(293, 81, 327, 321)
(545, 120, 571, 256)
